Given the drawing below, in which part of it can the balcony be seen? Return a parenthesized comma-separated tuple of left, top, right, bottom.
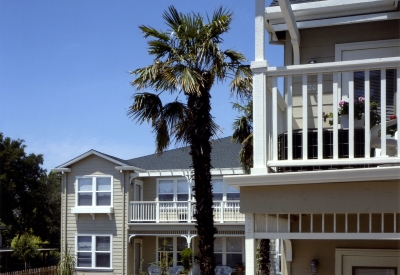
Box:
(129, 201, 244, 223)
(252, 57, 400, 172)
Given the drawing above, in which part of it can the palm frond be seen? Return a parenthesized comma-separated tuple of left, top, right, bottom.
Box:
(139, 25, 169, 41)
(127, 93, 162, 125)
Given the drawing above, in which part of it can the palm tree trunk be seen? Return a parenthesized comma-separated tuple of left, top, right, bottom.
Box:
(187, 80, 216, 275)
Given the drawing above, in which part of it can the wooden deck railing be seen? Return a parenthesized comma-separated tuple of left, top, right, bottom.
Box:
(252, 57, 400, 170)
(129, 200, 244, 223)
(1, 266, 57, 275)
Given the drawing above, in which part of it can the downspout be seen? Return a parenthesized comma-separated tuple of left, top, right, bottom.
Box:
(278, 0, 300, 65)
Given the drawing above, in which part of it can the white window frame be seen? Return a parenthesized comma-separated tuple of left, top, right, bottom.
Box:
(213, 178, 240, 202)
(75, 234, 113, 270)
(214, 236, 244, 268)
(71, 175, 114, 219)
(156, 236, 188, 267)
(157, 178, 192, 202)
(75, 175, 113, 207)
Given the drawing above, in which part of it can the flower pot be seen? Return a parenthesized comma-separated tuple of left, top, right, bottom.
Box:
(339, 114, 365, 129)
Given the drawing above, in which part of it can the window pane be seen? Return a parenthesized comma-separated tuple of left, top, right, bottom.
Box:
(159, 237, 173, 251)
(158, 194, 173, 201)
(213, 181, 223, 193)
(226, 237, 242, 252)
(97, 193, 111, 206)
(78, 178, 92, 191)
(227, 186, 239, 193)
(96, 236, 110, 251)
(227, 193, 240, 200)
(177, 237, 186, 251)
(214, 253, 223, 266)
(78, 193, 92, 206)
(97, 177, 111, 191)
(177, 181, 189, 193)
(77, 236, 92, 251)
(213, 193, 223, 201)
(177, 194, 189, 201)
(226, 254, 242, 268)
(96, 253, 111, 268)
(214, 238, 222, 252)
(77, 252, 92, 267)
(159, 181, 174, 194)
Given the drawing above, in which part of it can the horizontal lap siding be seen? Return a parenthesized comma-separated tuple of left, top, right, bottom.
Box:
(141, 236, 157, 269)
(142, 177, 157, 201)
(65, 155, 127, 274)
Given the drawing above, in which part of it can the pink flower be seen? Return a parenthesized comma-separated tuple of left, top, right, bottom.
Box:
(358, 96, 365, 103)
(339, 100, 346, 107)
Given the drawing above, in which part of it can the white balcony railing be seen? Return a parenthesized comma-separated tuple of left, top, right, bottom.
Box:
(129, 201, 244, 223)
(252, 57, 400, 170)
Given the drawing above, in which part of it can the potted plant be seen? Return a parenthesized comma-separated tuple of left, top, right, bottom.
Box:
(323, 97, 380, 128)
(180, 248, 194, 275)
(236, 262, 245, 272)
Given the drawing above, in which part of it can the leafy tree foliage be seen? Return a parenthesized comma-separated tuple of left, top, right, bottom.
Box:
(128, 6, 250, 275)
(0, 133, 61, 245)
(11, 232, 47, 269)
(231, 98, 253, 174)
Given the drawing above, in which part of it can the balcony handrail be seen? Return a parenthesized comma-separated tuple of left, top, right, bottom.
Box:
(252, 56, 400, 76)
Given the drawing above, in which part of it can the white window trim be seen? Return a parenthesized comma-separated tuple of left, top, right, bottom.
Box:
(156, 236, 187, 267)
(214, 178, 240, 202)
(335, 39, 400, 100)
(75, 234, 113, 271)
(71, 175, 114, 220)
(335, 248, 400, 275)
(157, 178, 192, 202)
(214, 236, 244, 268)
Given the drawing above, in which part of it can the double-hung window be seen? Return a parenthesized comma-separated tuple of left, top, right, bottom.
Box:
(214, 237, 244, 268)
(212, 179, 240, 201)
(76, 235, 112, 269)
(158, 179, 190, 202)
(77, 176, 112, 206)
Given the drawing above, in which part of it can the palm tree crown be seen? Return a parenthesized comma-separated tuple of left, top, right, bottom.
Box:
(128, 6, 251, 275)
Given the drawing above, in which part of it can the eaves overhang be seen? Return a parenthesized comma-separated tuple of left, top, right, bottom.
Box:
(225, 166, 400, 188)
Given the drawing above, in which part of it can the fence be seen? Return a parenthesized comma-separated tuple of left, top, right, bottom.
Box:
(1, 266, 57, 275)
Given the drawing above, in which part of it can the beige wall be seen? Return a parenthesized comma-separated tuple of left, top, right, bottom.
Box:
(241, 179, 400, 214)
(285, 20, 400, 128)
(289, 240, 400, 275)
(62, 155, 130, 275)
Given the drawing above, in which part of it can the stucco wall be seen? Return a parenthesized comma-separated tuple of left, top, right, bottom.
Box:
(240, 179, 400, 214)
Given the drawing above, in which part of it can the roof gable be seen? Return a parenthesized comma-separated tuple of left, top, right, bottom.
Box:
(56, 150, 130, 168)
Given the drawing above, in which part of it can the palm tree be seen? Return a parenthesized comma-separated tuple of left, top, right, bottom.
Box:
(128, 6, 251, 275)
(231, 99, 253, 174)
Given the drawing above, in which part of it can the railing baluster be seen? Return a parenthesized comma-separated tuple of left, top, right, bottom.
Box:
(322, 213, 325, 233)
(381, 68, 387, 156)
(397, 68, 400, 157)
(272, 77, 278, 161)
(302, 75, 308, 160)
(334, 213, 336, 233)
(287, 75, 293, 160)
(345, 213, 348, 233)
(357, 213, 360, 233)
(364, 70, 371, 158)
(311, 213, 313, 233)
(381, 213, 384, 233)
(394, 213, 397, 233)
(288, 213, 291, 233)
(333, 73, 339, 159)
(299, 214, 302, 233)
(369, 213, 372, 233)
(349, 71, 355, 158)
(317, 73, 323, 159)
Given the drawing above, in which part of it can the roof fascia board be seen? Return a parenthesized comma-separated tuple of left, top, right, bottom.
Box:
(56, 150, 128, 168)
(115, 166, 147, 172)
(266, 0, 395, 20)
(225, 166, 400, 188)
(51, 168, 71, 173)
(272, 11, 400, 32)
(132, 168, 243, 178)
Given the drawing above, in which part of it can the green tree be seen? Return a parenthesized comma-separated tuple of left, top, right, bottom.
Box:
(231, 99, 253, 174)
(128, 6, 250, 275)
(10, 232, 47, 269)
(0, 133, 60, 245)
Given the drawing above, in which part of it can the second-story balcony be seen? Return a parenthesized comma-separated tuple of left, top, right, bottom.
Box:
(252, 57, 400, 172)
(129, 201, 244, 223)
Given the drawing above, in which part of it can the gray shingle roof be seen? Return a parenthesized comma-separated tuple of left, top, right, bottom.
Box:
(126, 136, 242, 170)
(269, 0, 326, 7)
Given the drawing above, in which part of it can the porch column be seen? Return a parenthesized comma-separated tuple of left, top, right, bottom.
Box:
(245, 213, 256, 275)
(252, 0, 270, 175)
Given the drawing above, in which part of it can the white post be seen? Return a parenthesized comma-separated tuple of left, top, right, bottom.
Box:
(245, 213, 256, 275)
(251, 0, 269, 174)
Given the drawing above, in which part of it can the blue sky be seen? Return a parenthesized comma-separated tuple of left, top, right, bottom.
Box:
(0, 0, 283, 172)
